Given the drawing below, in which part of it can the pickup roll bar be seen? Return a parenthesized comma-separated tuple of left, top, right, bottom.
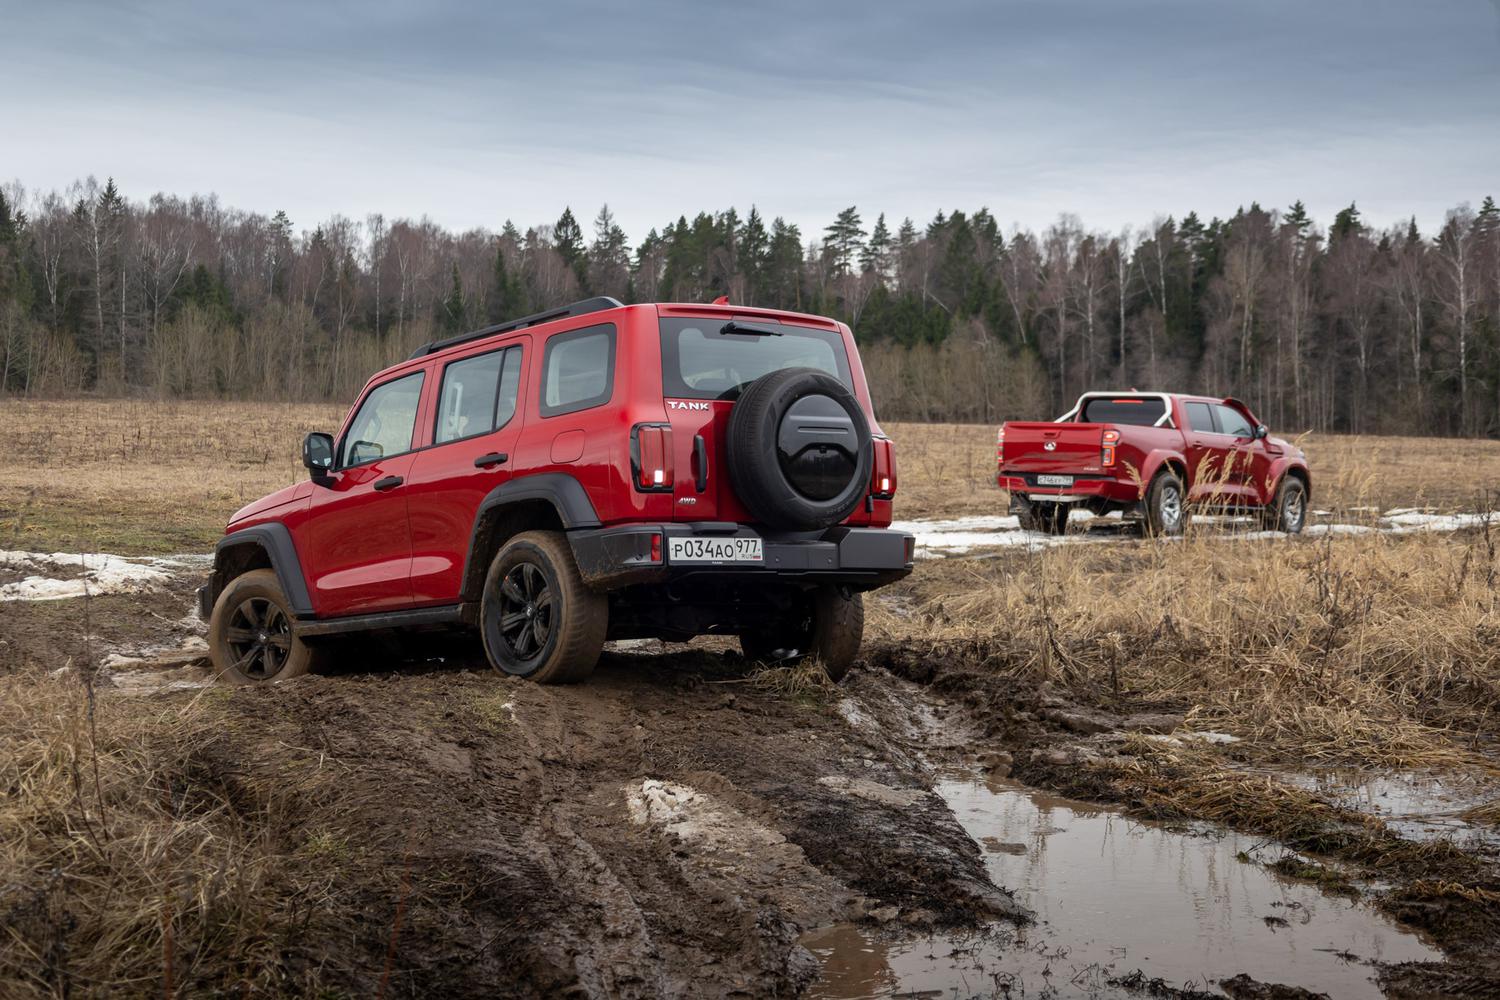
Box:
(408, 296, 624, 359)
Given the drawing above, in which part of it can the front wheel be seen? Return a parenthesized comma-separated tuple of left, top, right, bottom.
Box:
(481, 530, 606, 683)
(209, 569, 327, 683)
(740, 586, 864, 682)
(1260, 477, 1308, 534)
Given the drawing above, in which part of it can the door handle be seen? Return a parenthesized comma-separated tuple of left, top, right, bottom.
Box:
(691, 435, 708, 492)
(474, 452, 509, 468)
(373, 475, 404, 491)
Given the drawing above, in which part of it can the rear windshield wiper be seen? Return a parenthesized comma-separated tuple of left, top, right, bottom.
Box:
(720, 321, 782, 337)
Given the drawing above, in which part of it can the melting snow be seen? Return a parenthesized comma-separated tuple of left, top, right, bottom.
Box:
(0, 550, 207, 602)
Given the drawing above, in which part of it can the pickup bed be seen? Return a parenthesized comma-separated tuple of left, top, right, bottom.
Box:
(996, 392, 1310, 535)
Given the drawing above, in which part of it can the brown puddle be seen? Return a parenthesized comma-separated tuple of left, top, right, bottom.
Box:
(804, 773, 1441, 999)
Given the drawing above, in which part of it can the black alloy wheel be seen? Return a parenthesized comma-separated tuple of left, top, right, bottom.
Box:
(496, 561, 554, 663)
(223, 596, 294, 680)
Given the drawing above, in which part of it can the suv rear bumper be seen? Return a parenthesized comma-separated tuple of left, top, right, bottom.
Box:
(569, 523, 915, 592)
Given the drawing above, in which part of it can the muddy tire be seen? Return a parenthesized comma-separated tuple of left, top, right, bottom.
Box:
(740, 586, 864, 682)
(1144, 470, 1189, 536)
(1019, 501, 1069, 535)
(1259, 476, 1308, 534)
(209, 569, 325, 684)
(481, 530, 606, 683)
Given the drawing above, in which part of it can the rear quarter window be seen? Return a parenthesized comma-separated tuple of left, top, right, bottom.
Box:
(540, 324, 615, 417)
(1080, 397, 1167, 427)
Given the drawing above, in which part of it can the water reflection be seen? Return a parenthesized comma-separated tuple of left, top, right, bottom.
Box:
(804, 774, 1442, 999)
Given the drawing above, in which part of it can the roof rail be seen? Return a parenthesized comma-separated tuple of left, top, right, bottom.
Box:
(407, 296, 625, 359)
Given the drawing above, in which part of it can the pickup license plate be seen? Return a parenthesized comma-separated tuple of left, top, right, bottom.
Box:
(1036, 474, 1075, 487)
(668, 536, 764, 563)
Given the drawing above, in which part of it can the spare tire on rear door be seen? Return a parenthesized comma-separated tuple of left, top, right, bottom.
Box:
(727, 367, 873, 530)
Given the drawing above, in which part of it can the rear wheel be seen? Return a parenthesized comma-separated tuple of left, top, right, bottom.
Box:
(1144, 471, 1189, 536)
(1260, 477, 1308, 534)
(481, 530, 606, 683)
(1020, 501, 1070, 535)
(209, 569, 326, 684)
(740, 586, 864, 682)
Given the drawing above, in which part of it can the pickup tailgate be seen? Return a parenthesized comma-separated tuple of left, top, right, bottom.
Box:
(1001, 422, 1105, 475)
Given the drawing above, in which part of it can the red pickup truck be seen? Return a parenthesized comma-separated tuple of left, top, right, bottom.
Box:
(996, 392, 1310, 535)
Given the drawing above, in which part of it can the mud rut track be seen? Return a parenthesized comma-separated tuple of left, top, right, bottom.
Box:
(198, 646, 1019, 998)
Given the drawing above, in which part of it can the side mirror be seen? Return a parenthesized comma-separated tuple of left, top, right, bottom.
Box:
(302, 432, 335, 482)
(1254, 424, 1269, 440)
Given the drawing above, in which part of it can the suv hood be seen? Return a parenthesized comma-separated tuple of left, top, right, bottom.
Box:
(229, 482, 312, 527)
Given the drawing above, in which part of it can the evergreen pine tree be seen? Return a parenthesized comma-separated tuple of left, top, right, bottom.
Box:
(861, 213, 892, 276)
(554, 207, 584, 267)
(822, 206, 864, 276)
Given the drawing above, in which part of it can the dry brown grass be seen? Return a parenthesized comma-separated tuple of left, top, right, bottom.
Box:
(0, 399, 344, 554)
(870, 525, 1500, 768)
(0, 675, 346, 997)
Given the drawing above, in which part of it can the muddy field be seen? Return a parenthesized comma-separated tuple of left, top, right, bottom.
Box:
(3, 400, 1500, 999)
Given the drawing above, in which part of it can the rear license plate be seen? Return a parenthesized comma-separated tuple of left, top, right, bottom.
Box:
(1036, 474, 1075, 487)
(668, 536, 764, 563)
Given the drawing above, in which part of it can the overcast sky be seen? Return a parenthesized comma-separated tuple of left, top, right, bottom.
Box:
(4, 0, 1498, 242)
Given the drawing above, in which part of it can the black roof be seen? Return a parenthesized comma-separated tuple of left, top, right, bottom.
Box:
(407, 296, 624, 360)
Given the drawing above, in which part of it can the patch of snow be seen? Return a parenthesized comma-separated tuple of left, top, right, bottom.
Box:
(836, 698, 872, 730)
(1182, 731, 1241, 745)
(626, 779, 785, 849)
(1382, 511, 1488, 532)
(0, 549, 201, 602)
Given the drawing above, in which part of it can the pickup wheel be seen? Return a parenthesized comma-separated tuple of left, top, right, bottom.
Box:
(481, 530, 606, 684)
(740, 586, 864, 682)
(1144, 471, 1190, 537)
(208, 569, 325, 684)
(1020, 502, 1069, 535)
(1260, 477, 1308, 534)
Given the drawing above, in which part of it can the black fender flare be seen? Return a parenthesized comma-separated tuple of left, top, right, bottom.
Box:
(211, 524, 316, 618)
(460, 473, 602, 602)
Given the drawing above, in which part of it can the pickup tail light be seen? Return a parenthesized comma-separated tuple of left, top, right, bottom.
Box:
(631, 423, 674, 492)
(871, 437, 897, 499)
(996, 427, 1005, 468)
(1102, 428, 1120, 467)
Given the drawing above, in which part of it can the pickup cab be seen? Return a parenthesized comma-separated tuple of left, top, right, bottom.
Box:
(996, 392, 1310, 535)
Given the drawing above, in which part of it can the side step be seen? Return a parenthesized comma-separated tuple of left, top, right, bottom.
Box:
(295, 605, 466, 638)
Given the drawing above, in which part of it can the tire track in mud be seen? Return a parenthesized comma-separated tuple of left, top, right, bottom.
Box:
(192, 651, 1024, 998)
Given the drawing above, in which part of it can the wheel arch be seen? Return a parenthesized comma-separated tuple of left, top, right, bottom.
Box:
(1274, 461, 1311, 501)
(210, 524, 315, 619)
(1140, 450, 1189, 495)
(460, 473, 602, 604)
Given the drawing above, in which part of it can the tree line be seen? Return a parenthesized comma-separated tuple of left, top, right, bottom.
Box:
(1, 177, 1498, 435)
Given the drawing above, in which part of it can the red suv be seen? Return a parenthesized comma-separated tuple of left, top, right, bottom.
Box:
(199, 298, 913, 685)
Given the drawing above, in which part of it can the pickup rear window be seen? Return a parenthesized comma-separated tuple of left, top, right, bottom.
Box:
(660, 317, 852, 401)
(1080, 397, 1167, 427)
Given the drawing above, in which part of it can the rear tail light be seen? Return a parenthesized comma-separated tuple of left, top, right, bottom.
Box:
(631, 423, 674, 492)
(996, 427, 1005, 468)
(871, 438, 897, 499)
(1102, 428, 1120, 467)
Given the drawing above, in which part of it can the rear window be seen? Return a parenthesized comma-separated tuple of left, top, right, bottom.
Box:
(1080, 397, 1167, 427)
(660, 317, 853, 401)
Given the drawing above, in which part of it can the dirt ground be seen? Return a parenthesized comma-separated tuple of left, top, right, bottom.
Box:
(3, 399, 1500, 998)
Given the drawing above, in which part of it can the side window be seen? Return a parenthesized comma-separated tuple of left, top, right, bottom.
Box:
(1184, 402, 1217, 433)
(340, 371, 425, 467)
(435, 346, 523, 444)
(1212, 404, 1254, 438)
(541, 324, 615, 417)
